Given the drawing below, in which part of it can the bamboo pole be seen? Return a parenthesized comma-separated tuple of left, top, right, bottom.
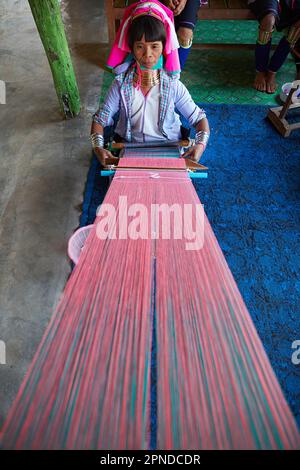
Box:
(28, 0, 81, 118)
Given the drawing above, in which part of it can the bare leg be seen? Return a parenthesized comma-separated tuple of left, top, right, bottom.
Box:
(253, 13, 276, 92)
(177, 27, 193, 69)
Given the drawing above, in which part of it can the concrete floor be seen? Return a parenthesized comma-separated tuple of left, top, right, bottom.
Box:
(0, 0, 108, 427)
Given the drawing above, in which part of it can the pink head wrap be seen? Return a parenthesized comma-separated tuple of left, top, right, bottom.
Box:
(106, 1, 180, 73)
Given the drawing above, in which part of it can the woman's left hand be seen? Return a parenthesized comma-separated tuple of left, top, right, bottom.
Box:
(163, 0, 177, 11)
(182, 144, 204, 163)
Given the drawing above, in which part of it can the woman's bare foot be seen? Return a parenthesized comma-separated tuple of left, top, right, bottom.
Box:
(254, 71, 267, 92)
(266, 71, 277, 93)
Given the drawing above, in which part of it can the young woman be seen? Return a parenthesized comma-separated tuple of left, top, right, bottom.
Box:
(91, 0, 209, 166)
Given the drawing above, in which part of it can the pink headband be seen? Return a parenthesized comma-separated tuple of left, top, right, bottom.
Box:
(107, 1, 180, 73)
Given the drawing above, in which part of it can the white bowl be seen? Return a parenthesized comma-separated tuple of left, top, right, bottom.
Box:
(68, 224, 94, 264)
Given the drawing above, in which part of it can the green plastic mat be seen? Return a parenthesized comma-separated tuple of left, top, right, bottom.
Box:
(99, 20, 296, 105)
(194, 19, 282, 44)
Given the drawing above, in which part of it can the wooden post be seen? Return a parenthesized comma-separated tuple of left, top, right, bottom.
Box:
(279, 85, 297, 120)
(28, 0, 81, 118)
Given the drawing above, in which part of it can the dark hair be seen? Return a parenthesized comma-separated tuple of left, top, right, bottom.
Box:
(128, 15, 166, 50)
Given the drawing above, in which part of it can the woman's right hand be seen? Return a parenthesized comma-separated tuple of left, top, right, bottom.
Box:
(94, 147, 115, 167)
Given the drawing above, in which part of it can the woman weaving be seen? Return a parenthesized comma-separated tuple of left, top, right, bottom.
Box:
(91, 0, 210, 166)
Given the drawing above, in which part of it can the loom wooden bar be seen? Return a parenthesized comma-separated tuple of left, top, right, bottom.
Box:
(111, 140, 190, 149)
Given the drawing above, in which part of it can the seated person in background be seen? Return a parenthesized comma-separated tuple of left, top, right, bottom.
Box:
(162, 0, 204, 69)
(248, 0, 300, 93)
(91, 1, 209, 165)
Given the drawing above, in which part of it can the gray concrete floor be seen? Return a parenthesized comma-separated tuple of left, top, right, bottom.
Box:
(0, 0, 108, 427)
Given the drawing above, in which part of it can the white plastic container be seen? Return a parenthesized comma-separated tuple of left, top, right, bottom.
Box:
(280, 82, 300, 104)
(67, 224, 94, 264)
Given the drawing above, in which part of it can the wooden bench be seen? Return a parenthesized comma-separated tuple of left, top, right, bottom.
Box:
(105, 0, 255, 45)
(200, 0, 254, 20)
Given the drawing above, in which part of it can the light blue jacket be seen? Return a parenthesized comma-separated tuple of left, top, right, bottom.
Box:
(93, 63, 206, 142)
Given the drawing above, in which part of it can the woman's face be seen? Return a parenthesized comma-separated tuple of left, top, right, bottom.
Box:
(133, 35, 163, 69)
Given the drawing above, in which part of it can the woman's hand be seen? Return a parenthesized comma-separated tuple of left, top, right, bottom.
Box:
(173, 0, 188, 16)
(182, 144, 204, 163)
(163, 0, 177, 11)
(94, 147, 115, 167)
